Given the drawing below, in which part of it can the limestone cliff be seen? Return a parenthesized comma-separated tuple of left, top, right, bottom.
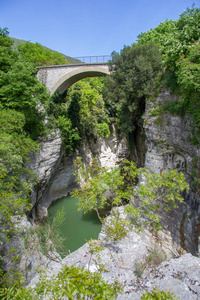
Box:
(29, 127, 130, 220)
(3, 89, 200, 297)
(30, 89, 200, 255)
(143, 90, 200, 255)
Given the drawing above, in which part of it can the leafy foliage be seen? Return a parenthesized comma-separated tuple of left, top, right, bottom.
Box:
(141, 287, 179, 299)
(103, 42, 163, 142)
(0, 28, 18, 72)
(0, 28, 50, 139)
(56, 115, 81, 154)
(47, 77, 110, 153)
(0, 264, 122, 299)
(18, 41, 68, 66)
(72, 158, 189, 239)
(138, 6, 200, 135)
(66, 78, 110, 140)
(0, 61, 49, 139)
(0, 107, 37, 243)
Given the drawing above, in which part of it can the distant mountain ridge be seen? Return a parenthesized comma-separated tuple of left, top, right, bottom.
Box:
(10, 37, 81, 64)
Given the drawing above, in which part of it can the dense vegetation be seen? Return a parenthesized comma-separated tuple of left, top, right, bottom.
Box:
(73, 158, 188, 239)
(0, 28, 47, 244)
(18, 41, 68, 66)
(103, 42, 163, 143)
(11, 37, 80, 64)
(103, 6, 200, 140)
(137, 6, 200, 136)
(0, 5, 199, 298)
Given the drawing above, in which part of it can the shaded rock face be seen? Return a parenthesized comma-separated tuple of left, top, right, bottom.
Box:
(29, 131, 64, 220)
(143, 90, 200, 255)
(30, 128, 130, 220)
(78, 128, 130, 169)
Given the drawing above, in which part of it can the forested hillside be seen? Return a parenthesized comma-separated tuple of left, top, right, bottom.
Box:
(11, 37, 80, 64)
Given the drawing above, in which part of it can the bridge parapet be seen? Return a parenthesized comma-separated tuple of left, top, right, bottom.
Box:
(73, 55, 112, 64)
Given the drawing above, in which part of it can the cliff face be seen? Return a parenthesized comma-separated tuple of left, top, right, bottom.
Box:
(5, 90, 200, 292)
(30, 90, 200, 255)
(143, 90, 200, 255)
(29, 127, 130, 221)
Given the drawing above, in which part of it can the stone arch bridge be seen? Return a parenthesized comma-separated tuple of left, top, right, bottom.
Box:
(37, 61, 110, 96)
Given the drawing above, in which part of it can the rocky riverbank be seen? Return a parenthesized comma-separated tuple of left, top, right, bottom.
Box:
(27, 216, 200, 299)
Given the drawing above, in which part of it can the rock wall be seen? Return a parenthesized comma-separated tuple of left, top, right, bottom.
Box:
(28, 222, 200, 299)
(30, 89, 200, 255)
(143, 89, 200, 255)
(30, 127, 130, 220)
(29, 131, 63, 220)
(5, 89, 200, 291)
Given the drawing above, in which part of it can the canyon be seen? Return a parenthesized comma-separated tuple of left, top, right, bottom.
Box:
(3, 90, 200, 298)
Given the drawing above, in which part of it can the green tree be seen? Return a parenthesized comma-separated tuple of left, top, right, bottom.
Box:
(103, 42, 163, 143)
(0, 61, 49, 139)
(0, 29, 50, 139)
(56, 115, 80, 155)
(0, 107, 38, 241)
(138, 6, 200, 74)
(0, 28, 18, 72)
(67, 78, 110, 140)
(18, 41, 68, 66)
(138, 6, 200, 135)
(72, 158, 189, 240)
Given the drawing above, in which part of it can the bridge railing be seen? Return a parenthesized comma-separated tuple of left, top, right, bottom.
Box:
(73, 55, 112, 64)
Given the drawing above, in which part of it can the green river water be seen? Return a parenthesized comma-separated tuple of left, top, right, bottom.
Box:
(48, 196, 102, 253)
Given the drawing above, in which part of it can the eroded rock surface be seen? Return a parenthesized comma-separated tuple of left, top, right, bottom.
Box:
(29, 128, 130, 220)
(25, 89, 200, 298)
(143, 90, 200, 255)
(28, 222, 200, 299)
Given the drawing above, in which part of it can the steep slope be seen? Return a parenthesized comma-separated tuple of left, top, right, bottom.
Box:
(10, 37, 81, 64)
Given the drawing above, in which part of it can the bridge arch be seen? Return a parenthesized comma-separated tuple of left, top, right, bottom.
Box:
(37, 63, 110, 96)
(51, 65, 110, 95)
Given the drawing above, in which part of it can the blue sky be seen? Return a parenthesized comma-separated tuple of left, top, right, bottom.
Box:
(0, 0, 199, 58)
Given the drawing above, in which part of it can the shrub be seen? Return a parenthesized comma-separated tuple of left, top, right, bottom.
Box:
(141, 287, 179, 299)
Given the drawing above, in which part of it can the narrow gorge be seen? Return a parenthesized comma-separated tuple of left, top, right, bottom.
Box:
(16, 89, 199, 299)
(1, 7, 200, 298)
(30, 90, 200, 256)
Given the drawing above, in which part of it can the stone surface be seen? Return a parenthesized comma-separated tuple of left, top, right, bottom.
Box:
(30, 127, 130, 220)
(118, 253, 200, 299)
(143, 90, 200, 176)
(37, 63, 110, 95)
(25, 89, 200, 296)
(143, 90, 200, 255)
(28, 220, 200, 299)
(29, 130, 63, 220)
(78, 127, 130, 169)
